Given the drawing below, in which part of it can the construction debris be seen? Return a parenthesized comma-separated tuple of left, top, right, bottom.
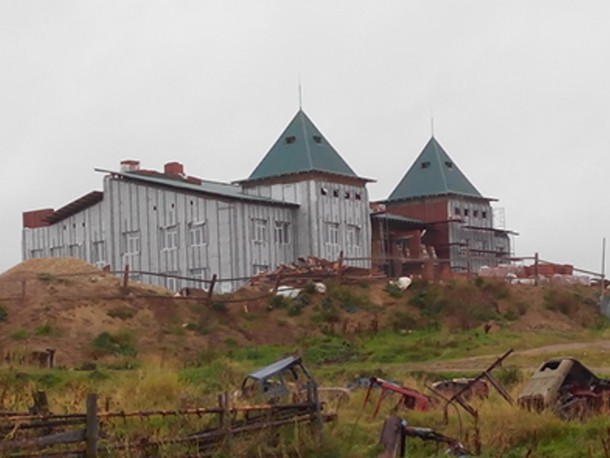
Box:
(249, 255, 385, 286)
(436, 349, 513, 422)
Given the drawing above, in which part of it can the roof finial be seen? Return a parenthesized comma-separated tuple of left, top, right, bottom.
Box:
(298, 75, 303, 110)
(430, 109, 435, 138)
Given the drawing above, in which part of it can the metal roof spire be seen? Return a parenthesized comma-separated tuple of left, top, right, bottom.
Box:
(298, 76, 303, 110)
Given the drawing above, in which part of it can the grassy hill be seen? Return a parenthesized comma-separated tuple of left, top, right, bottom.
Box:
(1, 258, 610, 456)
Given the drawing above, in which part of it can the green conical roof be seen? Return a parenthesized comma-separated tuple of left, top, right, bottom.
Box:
(248, 110, 357, 181)
(387, 137, 482, 202)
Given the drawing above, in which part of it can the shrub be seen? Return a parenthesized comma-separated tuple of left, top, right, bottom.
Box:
(495, 366, 522, 388)
(11, 329, 29, 340)
(384, 282, 403, 298)
(287, 304, 302, 316)
(90, 331, 137, 358)
(268, 295, 291, 310)
(390, 310, 418, 331)
(107, 306, 136, 320)
(544, 288, 579, 316)
(0, 304, 8, 322)
(211, 301, 227, 313)
(34, 323, 55, 336)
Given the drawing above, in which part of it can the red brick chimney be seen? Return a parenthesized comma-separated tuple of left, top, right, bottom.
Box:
(23, 209, 54, 228)
(164, 162, 184, 176)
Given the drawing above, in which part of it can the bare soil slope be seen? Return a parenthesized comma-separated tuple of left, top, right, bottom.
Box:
(0, 258, 605, 367)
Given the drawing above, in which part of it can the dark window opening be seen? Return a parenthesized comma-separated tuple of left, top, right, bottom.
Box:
(454, 208, 461, 215)
(473, 210, 479, 217)
(313, 135, 322, 144)
(421, 161, 431, 169)
(171, 203, 175, 208)
(153, 206, 157, 211)
(333, 189, 339, 197)
(464, 209, 469, 216)
(190, 200, 194, 205)
(320, 187, 328, 196)
(355, 192, 362, 200)
(285, 136, 296, 144)
(344, 191, 350, 199)
(445, 161, 453, 168)
(482, 211, 487, 219)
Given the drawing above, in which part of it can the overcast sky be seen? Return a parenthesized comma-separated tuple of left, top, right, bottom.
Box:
(2, 1, 610, 275)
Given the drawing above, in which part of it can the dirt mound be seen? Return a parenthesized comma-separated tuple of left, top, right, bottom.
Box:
(0, 258, 605, 368)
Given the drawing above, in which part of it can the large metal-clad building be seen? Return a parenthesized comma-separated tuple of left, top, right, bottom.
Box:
(22, 109, 514, 288)
(22, 109, 373, 292)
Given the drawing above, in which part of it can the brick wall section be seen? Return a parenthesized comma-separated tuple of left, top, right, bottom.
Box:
(23, 209, 54, 228)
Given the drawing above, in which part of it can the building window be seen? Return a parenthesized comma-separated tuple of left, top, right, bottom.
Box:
(30, 249, 44, 259)
(274, 221, 290, 244)
(320, 187, 328, 196)
(69, 244, 81, 258)
(50, 246, 63, 257)
(421, 161, 430, 169)
(355, 192, 362, 200)
(124, 231, 140, 255)
(313, 135, 322, 144)
(189, 222, 206, 246)
(253, 264, 269, 274)
(473, 210, 479, 218)
(346, 225, 361, 247)
(162, 228, 179, 271)
(285, 136, 296, 144)
(464, 209, 469, 217)
(91, 241, 106, 267)
(482, 211, 487, 219)
(163, 228, 178, 250)
(252, 219, 267, 243)
(344, 191, 351, 199)
(333, 189, 339, 197)
(454, 207, 461, 216)
(166, 210, 176, 227)
(190, 267, 207, 281)
(326, 222, 339, 245)
(445, 161, 453, 168)
(166, 275, 178, 291)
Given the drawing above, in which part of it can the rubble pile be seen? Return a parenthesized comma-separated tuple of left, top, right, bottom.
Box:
(250, 256, 385, 285)
(479, 263, 590, 285)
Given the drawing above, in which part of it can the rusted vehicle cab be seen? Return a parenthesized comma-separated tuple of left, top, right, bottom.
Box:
(240, 356, 318, 405)
(518, 358, 610, 419)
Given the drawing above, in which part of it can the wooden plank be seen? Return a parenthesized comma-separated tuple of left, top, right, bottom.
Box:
(0, 429, 85, 450)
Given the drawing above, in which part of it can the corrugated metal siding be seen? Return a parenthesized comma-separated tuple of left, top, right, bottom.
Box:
(23, 173, 371, 291)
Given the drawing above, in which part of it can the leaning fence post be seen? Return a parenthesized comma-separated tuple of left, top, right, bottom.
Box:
(86, 393, 98, 458)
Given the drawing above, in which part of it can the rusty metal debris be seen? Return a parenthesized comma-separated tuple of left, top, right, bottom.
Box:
(518, 357, 610, 421)
(363, 377, 433, 417)
(433, 349, 514, 422)
(378, 414, 470, 458)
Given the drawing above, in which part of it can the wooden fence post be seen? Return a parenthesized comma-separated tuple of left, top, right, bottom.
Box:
(86, 393, 98, 458)
(207, 274, 217, 303)
(122, 265, 130, 289)
(534, 252, 539, 287)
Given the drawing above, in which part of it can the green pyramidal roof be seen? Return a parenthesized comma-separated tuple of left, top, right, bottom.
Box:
(248, 109, 358, 181)
(387, 137, 483, 202)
